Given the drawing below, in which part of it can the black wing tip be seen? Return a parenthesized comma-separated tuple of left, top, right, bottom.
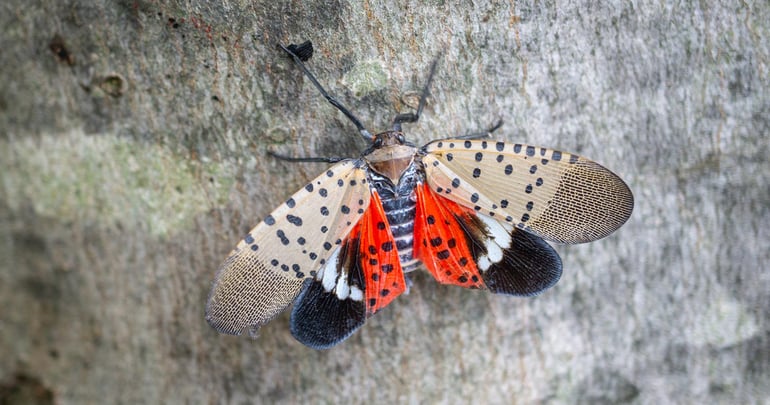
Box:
(482, 229, 564, 297)
(289, 324, 352, 350)
(289, 279, 366, 349)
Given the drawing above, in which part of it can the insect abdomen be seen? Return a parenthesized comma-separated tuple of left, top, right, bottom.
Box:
(379, 194, 420, 272)
(369, 161, 423, 273)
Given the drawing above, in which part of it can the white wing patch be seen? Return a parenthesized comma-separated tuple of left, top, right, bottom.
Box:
(316, 245, 364, 301)
(476, 214, 513, 270)
(422, 140, 634, 244)
(206, 160, 371, 335)
(320, 248, 341, 292)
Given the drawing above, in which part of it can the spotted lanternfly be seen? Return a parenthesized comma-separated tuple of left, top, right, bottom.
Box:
(205, 42, 634, 349)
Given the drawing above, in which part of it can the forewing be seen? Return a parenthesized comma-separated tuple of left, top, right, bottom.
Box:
(289, 191, 405, 348)
(205, 160, 371, 336)
(422, 140, 634, 244)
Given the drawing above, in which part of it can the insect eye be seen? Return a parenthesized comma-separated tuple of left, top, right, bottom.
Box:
(396, 134, 406, 144)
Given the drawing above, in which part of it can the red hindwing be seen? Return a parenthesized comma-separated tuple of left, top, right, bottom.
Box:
(413, 182, 486, 289)
(358, 191, 407, 315)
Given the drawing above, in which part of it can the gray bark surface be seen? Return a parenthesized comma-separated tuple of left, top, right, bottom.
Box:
(1, 0, 768, 403)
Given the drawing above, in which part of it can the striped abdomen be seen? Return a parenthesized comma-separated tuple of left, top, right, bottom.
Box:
(369, 164, 422, 273)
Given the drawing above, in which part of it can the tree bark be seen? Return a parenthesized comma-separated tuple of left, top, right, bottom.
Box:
(1, 0, 768, 403)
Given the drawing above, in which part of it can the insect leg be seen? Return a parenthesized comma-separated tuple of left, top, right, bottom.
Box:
(267, 150, 350, 164)
(392, 57, 441, 131)
(453, 118, 504, 140)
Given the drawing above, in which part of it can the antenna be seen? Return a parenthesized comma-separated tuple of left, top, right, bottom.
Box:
(279, 42, 373, 141)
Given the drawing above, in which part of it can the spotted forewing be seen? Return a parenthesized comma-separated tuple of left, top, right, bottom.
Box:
(205, 160, 371, 335)
(423, 140, 633, 244)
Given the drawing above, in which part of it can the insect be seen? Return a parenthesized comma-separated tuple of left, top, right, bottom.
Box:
(205, 42, 634, 349)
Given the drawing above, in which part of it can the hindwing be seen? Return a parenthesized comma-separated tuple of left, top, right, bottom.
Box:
(414, 182, 562, 296)
(289, 191, 406, 348)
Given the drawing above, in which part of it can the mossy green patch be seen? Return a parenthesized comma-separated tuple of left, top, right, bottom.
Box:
(1, 131, 234, 238)
(341, 60, 389, 97)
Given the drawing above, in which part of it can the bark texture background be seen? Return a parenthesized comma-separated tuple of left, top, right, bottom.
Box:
(1, 0, 768, 403)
